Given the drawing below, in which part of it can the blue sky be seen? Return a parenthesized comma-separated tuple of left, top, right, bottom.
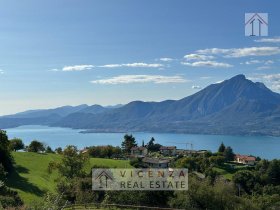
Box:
(0, 0, 280, 115)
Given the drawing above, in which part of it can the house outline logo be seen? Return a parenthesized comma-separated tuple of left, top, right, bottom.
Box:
(245, 13, 268, 36)
(95, 170, 113, 189)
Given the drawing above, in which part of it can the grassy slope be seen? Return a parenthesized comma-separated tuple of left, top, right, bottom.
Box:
(213, 167, 234, 180)
(7, 152, 131, 204)
(88, 157, 132, 169)
(6, 152, 59, 204)
(213, 163, 251, 180)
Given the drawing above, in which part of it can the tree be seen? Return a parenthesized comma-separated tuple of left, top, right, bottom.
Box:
(224, 146, 234, 161)
(266, 159, 280, 185)
(28, 140, 45, 153)
(111, 146, 122, 158)
(88, 145, 122, 158)
(49, 145, 89, 179)
(48, 146, 90, 203)
(0, 183, 23, 207)
(0, 164, 7, 181)
(218, 142, 226, 153)
(9, 138, 24, 151)
(121, 134, 137, 154)
(46, 146, 54, 153)
(147, 137, 161, 152)
(169, 176, 257, 210)
(176, 157, 197, 172)
(209, 155, 225, 166)
(0, 130, 13, 172)
(55, 147, 63, 154)
(147, 137, 155, 150)
(233, 170, 256, 194)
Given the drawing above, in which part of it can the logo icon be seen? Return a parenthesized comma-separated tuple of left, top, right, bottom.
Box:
(95, 170, 113, 189)
(245, 13, 268, 36)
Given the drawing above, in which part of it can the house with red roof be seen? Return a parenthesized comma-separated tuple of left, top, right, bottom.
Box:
(235, 154, 256, 165)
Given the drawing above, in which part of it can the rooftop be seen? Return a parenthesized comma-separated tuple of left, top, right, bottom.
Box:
(235, 154, 256, 161)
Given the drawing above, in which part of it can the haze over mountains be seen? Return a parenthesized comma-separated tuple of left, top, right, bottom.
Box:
(1, 75, 280, 136)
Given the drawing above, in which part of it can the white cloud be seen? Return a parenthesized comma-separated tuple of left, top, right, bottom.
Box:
(99, 64, 122, 68)
(0, 69, 4, 74)
(251, 73, 280, 91)
(272, 84, 280, 90)
(184, 54, 214, 61)
(196, 47, 280, 57)
(245, 60, 262, 65)
(52, 62, 164, 72)
(159, 58, 174, 62)
(181, 61, 233, 68)
(263, 74, 280, 82)
(264, 60, 274, 65)
(62, 65, 94, 71)
(254, 37, 280, 43)
(263, 74, 280, 90)
(91, 75, 187, 85)
(244, 59, 274, 65)
(196, 48, 230, 55)
(192, 85, 201, 89)
(224, 47, 280, 57)
(99, 63, 164, 68)
(257, 66, 272, 70)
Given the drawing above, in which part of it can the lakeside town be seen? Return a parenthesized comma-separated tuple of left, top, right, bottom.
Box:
(80, 138, 257, 169)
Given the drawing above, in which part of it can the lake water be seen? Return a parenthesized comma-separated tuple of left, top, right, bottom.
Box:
(5, 125, 280, 160)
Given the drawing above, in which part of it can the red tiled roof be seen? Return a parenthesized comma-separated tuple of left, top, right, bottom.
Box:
(235, 154, 256, 161)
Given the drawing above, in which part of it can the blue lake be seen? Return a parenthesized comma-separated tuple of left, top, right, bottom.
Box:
(5, 125, 280, 160)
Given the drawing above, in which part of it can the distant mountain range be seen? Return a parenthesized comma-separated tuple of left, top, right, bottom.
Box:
(1, 75, 280, 136)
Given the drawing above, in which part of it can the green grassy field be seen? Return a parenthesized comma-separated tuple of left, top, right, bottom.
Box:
(6, 152, 132, 204)
(88, 157, 132, 169)
(213, 167, 234, 180)
(213, 163, 251, 180)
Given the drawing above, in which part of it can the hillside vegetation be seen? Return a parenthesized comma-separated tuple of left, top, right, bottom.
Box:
(6, 152, 131, 204)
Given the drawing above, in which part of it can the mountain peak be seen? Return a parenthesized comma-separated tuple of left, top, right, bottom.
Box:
(222, 74, 251, 87)
(230, 74, 246, 81)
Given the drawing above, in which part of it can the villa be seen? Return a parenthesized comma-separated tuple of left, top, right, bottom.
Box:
(235, 154, 256, 165)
